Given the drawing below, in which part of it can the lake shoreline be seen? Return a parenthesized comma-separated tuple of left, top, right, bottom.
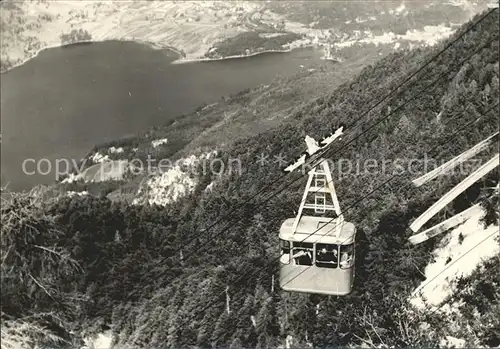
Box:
(1, 39, 327, 191)
(170, 47, 304, 64)
(1, 38, 320, 73)
(1, 39, 179, 74)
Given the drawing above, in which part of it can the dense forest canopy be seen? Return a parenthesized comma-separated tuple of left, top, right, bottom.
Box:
(1, 8, 499, 349)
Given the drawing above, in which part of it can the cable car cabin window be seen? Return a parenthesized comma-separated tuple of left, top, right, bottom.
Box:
(315, 243, 338, 268)
(291, 242, 313, 266)
(280, 239, 290, 265)
(340, 243, 354, 269)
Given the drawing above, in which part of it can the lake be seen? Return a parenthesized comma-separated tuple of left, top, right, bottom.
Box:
(1, 41, 324, 191)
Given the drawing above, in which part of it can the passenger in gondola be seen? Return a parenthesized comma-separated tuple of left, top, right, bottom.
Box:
(318, 246, 337, 264)
(292, 249, 312, 265)
(340, 251, 352, 268)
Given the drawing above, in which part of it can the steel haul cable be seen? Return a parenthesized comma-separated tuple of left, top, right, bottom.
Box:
(152, 26, 499, 282)
(163, 12, 500, 344)
(127, 22, 499, 302)
(183, 5, 496, 244)
(166, 104, 499, 336)
(178, 6, 498, 256)
(126, 8, 499, 298)
(177, 34, 499, 272)
(168, 107, 498, 344)
(175, 28, 500, 268)
(171, 103, 498, 342)
(279, 117, 499, 295)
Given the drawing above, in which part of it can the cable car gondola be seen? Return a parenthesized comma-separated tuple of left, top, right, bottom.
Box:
(279, 145, 356, 295)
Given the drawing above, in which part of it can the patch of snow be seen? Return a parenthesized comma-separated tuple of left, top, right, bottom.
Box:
(284, 153, 306, 173)
(394, 42, 401, 50)
(109, 146, 124, 154)
(4, 1, 293, 70)
(67, 191, 89, 197)
(62, 172, 82, 183)
(282, 37, 313, 50)
(91, 152, 110, 163)
(205, 181, 215, 192)
(151, 138, 168, 148)
(134, 152, 216, 206)
(82, 331, 113, 349)
(440, 336, 466, 348)
(250, 315, 256, 327)
(410, 206, 500, 310)
(395, 3, 407, 14)
(259, 32, 286, 38)
(135, 166, 196, 206)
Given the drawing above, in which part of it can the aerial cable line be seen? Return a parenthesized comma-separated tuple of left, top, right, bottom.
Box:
(172, 30, 499, 277)
(163, 23, 496, 324)
(164, 7, 499, 255)
(182, 34, 498, 266)
(168, 102, 499, 335)
(178, 26, 500, 266)
(187, 98, 499, 321)
(175, 9, 500, 332)
(128, 28, 499, 301)
(125, 13, 498, 300)
(254, 33, 498, 211)
(276, 103, 499, 294)
(170, 104, 498, 338)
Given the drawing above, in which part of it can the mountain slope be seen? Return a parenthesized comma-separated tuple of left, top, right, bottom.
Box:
(2, 8, 499, 349)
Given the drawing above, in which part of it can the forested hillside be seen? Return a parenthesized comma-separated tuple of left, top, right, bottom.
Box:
(2, 9, 499, 349)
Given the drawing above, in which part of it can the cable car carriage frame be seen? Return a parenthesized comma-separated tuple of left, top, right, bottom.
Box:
(279, 156, 356, 296)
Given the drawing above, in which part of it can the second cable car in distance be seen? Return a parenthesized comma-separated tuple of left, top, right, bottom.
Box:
(279, 135, 356, 295)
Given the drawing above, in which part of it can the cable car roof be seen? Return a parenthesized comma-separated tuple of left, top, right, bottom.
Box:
(279, 216, 356, 244)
